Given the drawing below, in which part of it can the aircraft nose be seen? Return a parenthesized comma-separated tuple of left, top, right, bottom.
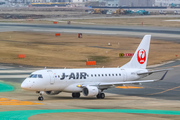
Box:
(21, 81, 28, 89)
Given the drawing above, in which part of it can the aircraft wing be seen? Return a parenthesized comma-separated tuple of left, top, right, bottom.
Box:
(98, 70, 168, 87)
(79, 71, 168, 89)
(137, 69, 171, 75)
(99, 80, 155, 86)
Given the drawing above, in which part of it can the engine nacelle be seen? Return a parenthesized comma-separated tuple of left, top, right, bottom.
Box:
(45, 91, 61, 95)
(82, 86, 99, 97)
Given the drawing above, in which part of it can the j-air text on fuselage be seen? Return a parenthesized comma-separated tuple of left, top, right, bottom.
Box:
(21, 35, 169, 101)
(60, 72, 87, 80)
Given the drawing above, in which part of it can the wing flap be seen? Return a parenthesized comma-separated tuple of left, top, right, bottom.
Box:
(99, 80, 155, 86)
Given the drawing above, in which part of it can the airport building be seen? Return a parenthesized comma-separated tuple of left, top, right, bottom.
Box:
(71, 0, 87, 7)
(118, 0, 155, 7)
(118, 0, 180, 7)
(102, 0, 119, 7)
(3, 0, 180, 7)
(31, 0, 46, 3)
(155, 0, 180, 6)
(31, 0, 69, 3)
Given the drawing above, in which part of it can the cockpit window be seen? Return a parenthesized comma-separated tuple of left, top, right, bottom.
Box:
(29, 74, 37, 78)
(29, 74, 43, 78)
(29, 74, 33, 78)
(32, 74, 37, 78)
(38, 74, 43, 78)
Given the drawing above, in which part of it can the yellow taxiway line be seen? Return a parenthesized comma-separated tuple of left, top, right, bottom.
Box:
(148, 86, 180, 95)
(116, 86, 144, 89)
(0, 98, 43, 105)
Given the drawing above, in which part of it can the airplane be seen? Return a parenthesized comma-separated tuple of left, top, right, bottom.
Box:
(21, 35, 169, 101)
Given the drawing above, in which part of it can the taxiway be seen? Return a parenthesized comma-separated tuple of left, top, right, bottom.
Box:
(1, 23, 180, 42)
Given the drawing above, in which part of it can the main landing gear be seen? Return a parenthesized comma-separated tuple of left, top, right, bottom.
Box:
(72, 93, 80, 98)
(96, 93, 105, 99)
(38, 91, 44, 101)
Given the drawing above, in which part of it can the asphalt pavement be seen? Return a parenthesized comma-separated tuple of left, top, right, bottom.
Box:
(0, 23, 180, 42)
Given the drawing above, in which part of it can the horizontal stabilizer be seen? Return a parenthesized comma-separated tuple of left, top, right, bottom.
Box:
(137, 69, 172, 75)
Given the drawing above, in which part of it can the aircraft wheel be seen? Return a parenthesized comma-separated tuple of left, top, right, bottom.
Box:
(72, 93, 76, 98)
(72, 93, 80, 98)
(96, 94, 101, 99)
(100, 93, 105, 99)
(38, 96, 44, 101)
(76, 93, 80, 98)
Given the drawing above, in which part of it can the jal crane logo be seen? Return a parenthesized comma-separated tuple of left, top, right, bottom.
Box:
(137, 49, 146, 64)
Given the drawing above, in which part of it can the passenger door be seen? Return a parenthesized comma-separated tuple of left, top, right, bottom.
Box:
(121, 69, 126, 82)
(47, 70, 55, 84)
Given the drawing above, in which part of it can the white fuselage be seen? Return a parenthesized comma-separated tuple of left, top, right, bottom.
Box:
(21, 68, 148, 93)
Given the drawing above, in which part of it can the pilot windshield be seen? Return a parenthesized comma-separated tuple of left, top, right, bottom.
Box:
(29, 74, 43, 78)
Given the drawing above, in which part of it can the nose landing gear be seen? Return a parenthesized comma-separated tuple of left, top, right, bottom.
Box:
(38, 95, 44, 101)
(37, 91, 44, 101)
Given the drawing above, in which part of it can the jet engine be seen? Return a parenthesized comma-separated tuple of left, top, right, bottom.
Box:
(45, 91, 61, 95)
(82, 86, 99, 97)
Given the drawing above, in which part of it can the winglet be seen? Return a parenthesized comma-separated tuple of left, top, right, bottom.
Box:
(160, 70, 169, 80)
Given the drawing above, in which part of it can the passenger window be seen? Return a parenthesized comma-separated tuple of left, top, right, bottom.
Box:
(102, 74, 104, 76)
(38, 74, 43, 78)
(91, 74, 93, 77)
(95, 74, 96, 77)
(105, 74, 107, 76)
(109, 74, 111, 76)
(112, 74, 114, 76)
(98, 74, 100, 77)
(87, 75, 89, 77)
(119, 74, 121, 76)
(116, 74, 118, 76)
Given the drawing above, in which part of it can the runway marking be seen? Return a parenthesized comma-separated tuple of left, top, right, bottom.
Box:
(173, 65, 180, 67)
(0, 98, 43, 105)
(0, 70, 35, 73)
(116, 86, 144, 89)
(164, 20, 180, 22)
(148, 86, 180, 95)
(0, 82, 14, 92)
(0, 75, 29, 78)
(0, 109, 180, 119)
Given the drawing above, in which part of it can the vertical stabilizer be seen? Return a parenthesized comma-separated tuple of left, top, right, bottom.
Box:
(121, 35, 151, 69)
